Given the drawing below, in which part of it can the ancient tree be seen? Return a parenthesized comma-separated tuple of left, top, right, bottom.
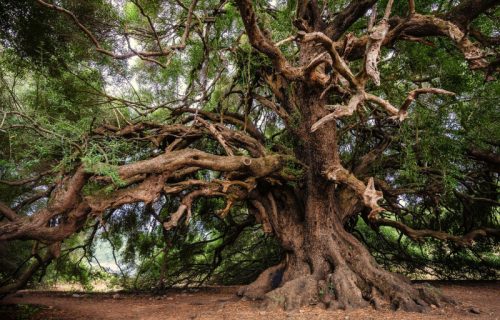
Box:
(0, 0, 499, 312)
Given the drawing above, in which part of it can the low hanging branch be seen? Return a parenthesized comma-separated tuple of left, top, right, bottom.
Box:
(0, 145, 285, 242)
(163, 177, 257, 229)
(373, 219, 500, 246)
(164, 188, 222, 230)
(0, 251, 55, 296)
(324, 163, 500, 246)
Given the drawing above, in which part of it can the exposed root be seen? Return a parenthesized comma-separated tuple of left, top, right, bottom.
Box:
(368, 286, 388, 310)
(390, 291, 429, 313)
(264, 275, 320, 310)
(322, 265, 369, 310)
(237, 263, 284, 300)
(374, 275, 456, 312)
(415, 282, 456, 307)
(239, 263, 455, 313)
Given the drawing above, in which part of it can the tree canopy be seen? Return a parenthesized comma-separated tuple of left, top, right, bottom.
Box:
(0, 0, 499, 312)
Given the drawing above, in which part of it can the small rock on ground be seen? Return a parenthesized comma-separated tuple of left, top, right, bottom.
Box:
(469, 307, 481, 314)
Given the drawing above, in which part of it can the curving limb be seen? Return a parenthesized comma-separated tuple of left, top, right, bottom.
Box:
(373, 218, 500, 246)
(0, 139, 286, 242)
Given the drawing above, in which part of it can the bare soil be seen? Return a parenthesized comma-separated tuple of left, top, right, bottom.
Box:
(1, 281, 498, 320)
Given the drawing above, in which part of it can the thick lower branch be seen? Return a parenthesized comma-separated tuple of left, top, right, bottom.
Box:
(373, 218, 500, 246)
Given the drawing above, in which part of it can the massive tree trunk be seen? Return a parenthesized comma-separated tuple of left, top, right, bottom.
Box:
(238, 82, 452, 312)
(240, 193, 452, 311)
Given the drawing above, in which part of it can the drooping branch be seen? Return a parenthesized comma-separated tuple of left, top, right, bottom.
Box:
(162, 178, 254, 230)
(373, 218, 500, 246)
(0, 251, 55, 296)
(0, 171, 90, 242)
(87, 174, 168, 214)
(164, 188, 222, 230)
(325, 162, 500, 247)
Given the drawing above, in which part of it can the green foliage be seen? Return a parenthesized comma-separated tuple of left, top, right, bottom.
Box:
(68, 198, 283, 290)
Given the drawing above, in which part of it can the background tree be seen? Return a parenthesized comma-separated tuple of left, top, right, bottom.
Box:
(0, 0, 499, 312)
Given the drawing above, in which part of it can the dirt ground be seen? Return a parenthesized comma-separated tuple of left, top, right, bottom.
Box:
(1, 281, 498, 320)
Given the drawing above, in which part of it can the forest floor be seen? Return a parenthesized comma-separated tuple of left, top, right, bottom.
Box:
(0, 281, 498, 320)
